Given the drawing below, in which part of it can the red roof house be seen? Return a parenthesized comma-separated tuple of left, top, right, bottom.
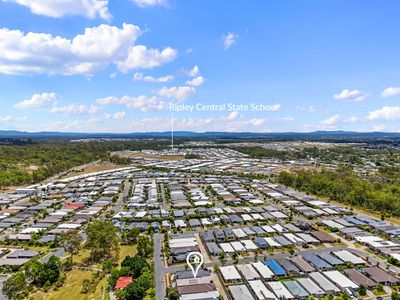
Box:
(115, 276, 133, 289)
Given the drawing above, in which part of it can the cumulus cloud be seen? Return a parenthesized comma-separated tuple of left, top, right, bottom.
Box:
(249, 118, 266, 126)
(222, 32, 239, 49)
(381, 87, 400, 98)
(334, 89, 367, 102)
(130, 0, 167, 7)
(319, 114, 340, 128)
(97, 95, 167, 111)
(221, 111, 240, 121)
(186, 65, 200, 77)
(3, 0, 111, 20)
(157, 86, 195, 101)
(186, 76, 204, 87)
(367, 106, 400, 120)
(117, 45, 177, 72)
(50, 104, 101, 115)
(133, 72, 173, 83)
(343, 116, 359, 123)
(0, 23, 176, 75)
(105, 111, 126, 120)
(14, 92, 59, 109)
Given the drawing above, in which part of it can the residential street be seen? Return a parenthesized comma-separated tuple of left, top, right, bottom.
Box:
(154, 233, 166, 300)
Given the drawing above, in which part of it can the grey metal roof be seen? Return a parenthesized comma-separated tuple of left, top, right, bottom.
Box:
(284, 280, 309, 298)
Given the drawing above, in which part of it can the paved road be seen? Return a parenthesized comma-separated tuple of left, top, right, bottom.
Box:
(101, 179, 130, 219)
(154, 233, 166, 300)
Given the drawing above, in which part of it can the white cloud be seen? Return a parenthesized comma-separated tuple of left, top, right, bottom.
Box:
(186, 65, 199, 77)
(130, 0, 167, 7)
(133, 72, 173, 83)
(249, 118, 266, 126)
(186, 76, 204, 86)
(281, 116, 295, 122)
(222, 32, 239, 49)
(367, 106, 400, 120)
(117, 45, 177, 72)
(14, 92, 58, 109)
(334, 89, 367, 102)
(343, 116, 359, 123)
(0, 23, 175, 75)
(50, 104, 101, 115)
(381, 87, 400, 98)
(105, 111, 126, 120)
(222, 111, 239, 121)
(307, 106, 317, 113)
(157, 86, 195, 101)
(319, 114, 340, 127)
(3, 0, 111, 20)
(296, 105, 317, 113)
(372, 124, 385, 131)
(0, 115, 26, 122)
(97, 95, 167, 111)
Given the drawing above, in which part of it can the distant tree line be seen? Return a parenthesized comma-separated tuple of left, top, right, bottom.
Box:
(0, 140, 172, 188)
(276, 165, 400, 217)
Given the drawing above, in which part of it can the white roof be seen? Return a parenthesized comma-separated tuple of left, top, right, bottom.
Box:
(271, 224, 285, 232)
(261, 226, 275, 233)
(249, 199, 264, 204)
(174, 219, 187, 227)
(354, 235, 399, 248)
(242, 239, 258, 250)
(180, 291, 220, 300)
(297, 278, 325, 295)
(284, 233, 305, 244)
(220, 243, 235, 253)
(233, 228, 247, 238)
(231, 241, 246, 252)
(58, 223, 81, 229)
(135, 211, 147, 218)
(20, 228, 44, 234)
(248, 280, 277, 300)
(220, 265, 242, 281)
(242, 214, 254, 221)
(264, 237, 281, 248)
(267, 281, 293, 299)
(199, 218, 211, 226)
(309, 272, 340, 293)
(323, 271, 358, 289)
(321, 220, 344, 229)
(50, 211, 69, 216)
(169, 237, 197, 248)
(251, 213, 264, 220)
(214, 208, 224, 214)
(236, 264, 260, 280)
(333, 250, 365, 264)
(309, 200, 328, 207)
(270, 211, 288, 219)
(228, 285, 254, 300)
(252, 261, 274, 279)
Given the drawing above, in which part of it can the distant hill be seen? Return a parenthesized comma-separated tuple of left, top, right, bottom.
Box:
(0, 130, 399, 142)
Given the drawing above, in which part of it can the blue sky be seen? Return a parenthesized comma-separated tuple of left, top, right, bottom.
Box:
(0, 0, 399, 133)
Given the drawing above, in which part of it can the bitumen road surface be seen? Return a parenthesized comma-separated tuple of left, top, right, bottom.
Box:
(154, 233, 166, 300)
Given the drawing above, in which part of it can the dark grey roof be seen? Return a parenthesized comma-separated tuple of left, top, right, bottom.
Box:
(175, 270, 210, 279)
(303, 254, 332, 270)
(276, 258, 300, 274)
(317, 252, 343, 266)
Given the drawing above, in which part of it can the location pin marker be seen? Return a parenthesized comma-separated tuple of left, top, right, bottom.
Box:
(186, 252, 204, 278)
